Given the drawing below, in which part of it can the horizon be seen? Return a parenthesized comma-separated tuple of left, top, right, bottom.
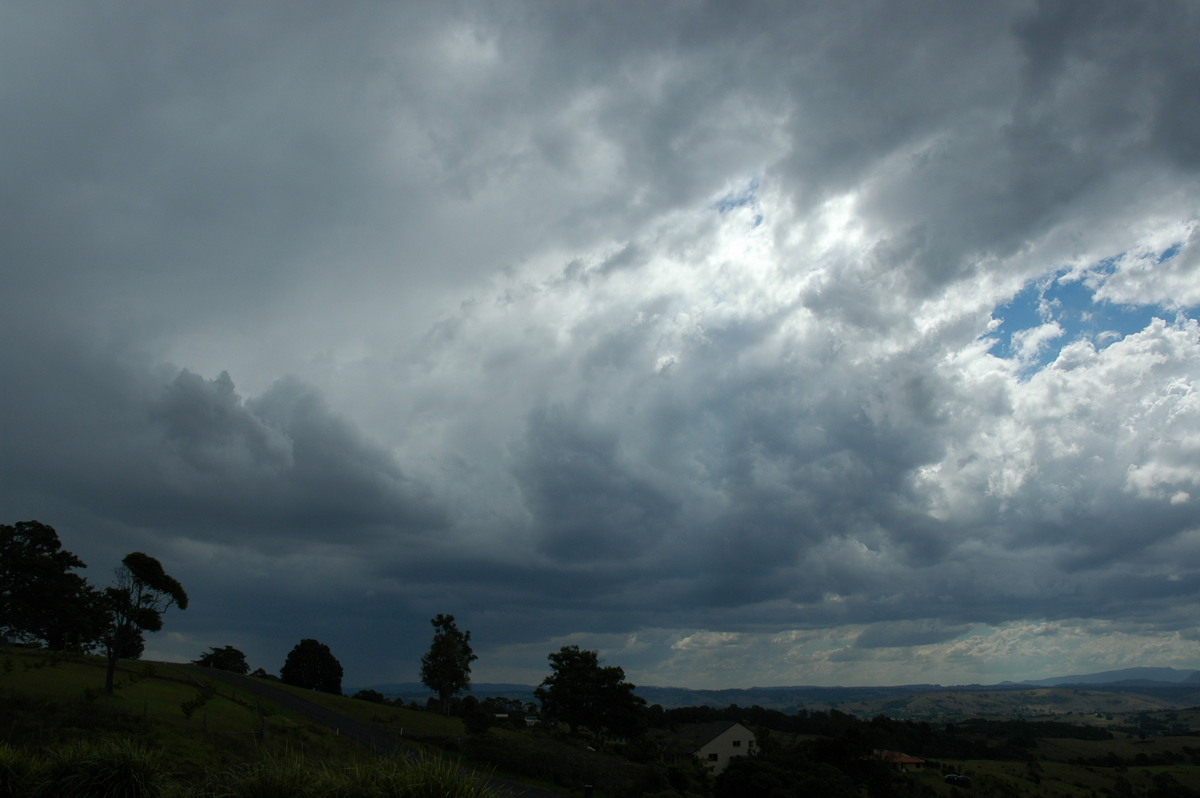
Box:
(343, 663, 1200, 695)
(5, 2, 1200, 692)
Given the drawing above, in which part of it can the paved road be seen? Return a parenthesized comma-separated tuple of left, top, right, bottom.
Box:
(183, 666, 570, 797)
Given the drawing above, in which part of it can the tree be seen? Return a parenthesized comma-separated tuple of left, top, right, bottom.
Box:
(419, 613, 478, 715)
(0, 520, 104, 650)
(460, 695, 492, 736)
(280, 638, 343, 694)
(352, 688, 386, 704)
(534, 645, 646, 741)
(193, 645, 250, 674)
(103, 552, 188, 693)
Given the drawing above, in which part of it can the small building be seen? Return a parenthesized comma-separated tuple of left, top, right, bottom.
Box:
(874, 749, 926, 772)
(670, 721, 757, 775)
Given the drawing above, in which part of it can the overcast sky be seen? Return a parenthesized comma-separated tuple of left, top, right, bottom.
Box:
(4, 1, 1200, 691)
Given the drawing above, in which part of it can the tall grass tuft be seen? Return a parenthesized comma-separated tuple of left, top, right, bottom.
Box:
(393, 754, 502, 798)
(201, 752, 334, 798)
(0, 743, 42, 798)
(36, 738, 165, 798)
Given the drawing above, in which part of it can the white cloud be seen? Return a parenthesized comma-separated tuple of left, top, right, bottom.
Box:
(1091, 222, 1200, 309)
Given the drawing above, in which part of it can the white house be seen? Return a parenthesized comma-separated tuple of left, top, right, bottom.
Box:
(673, 721, 757, 775)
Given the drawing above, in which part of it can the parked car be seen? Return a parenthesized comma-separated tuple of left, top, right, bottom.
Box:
(944, 773, 972, 787)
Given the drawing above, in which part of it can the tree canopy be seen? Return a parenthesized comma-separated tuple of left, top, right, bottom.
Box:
(534, 645, 646, 740)
(193, 645, 250, 674)
(419, 613, 478, 715)
(0, 520, 104, 651)
(281, 638, 343, 695)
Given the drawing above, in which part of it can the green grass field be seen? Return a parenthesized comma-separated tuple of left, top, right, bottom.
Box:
(0, 647, 435, 790)
(0, 646, 646, 796)
(264, 679, 466, 737)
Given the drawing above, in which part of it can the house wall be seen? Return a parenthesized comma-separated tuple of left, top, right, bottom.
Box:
(695, 723, 756, 775)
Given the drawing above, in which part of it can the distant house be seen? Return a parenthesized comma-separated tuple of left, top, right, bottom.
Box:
(874, 749, 926, 772)
(668, 721, 757, 775)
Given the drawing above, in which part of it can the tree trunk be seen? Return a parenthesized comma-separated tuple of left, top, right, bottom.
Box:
(104, 647, 117, 693)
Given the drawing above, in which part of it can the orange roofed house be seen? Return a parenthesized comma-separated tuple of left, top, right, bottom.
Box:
(874, 749, 926, 772)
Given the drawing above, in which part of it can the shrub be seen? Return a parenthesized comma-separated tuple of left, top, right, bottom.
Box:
(203, 753, 502, 798)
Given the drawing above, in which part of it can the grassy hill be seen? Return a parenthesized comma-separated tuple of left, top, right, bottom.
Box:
(0, 646, 517, 796)
(0, 647, 684, 797)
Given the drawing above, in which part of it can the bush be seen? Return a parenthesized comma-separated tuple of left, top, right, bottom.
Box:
(461, 733, 645, 795)
(202, 753, 502, 798)
(36, 739, 164, 798)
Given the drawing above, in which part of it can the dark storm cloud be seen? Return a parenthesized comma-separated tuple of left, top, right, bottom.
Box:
(149, 370, 444, 542)
(1015, 1, 1200, 170)
(515, 406, 677, 563)
(0, 330, 441, 551)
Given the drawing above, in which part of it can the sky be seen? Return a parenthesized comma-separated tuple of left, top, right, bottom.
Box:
(3, 1, 1200, 691)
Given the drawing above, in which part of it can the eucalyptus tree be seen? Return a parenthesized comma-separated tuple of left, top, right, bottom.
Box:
(103, 552, 188, 693)
(420, 614, 478, 715)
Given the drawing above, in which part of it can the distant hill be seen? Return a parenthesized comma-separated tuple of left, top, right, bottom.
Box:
(347, 682, 537, 704)
(355, 667, 1200, 719)
(1021, 667, 1198, 687)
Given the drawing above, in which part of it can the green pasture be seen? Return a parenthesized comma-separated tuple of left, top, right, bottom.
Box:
(0, 647, 365, 778)
(267, 680, 466, 737)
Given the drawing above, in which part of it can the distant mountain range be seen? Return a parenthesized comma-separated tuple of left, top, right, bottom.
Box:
(1018, 666, 1199, 687)
(351, 667, 1200, 715)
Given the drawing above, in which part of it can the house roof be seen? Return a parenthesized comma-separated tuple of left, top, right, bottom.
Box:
(671, 721, 751, 751)
(874, 749, 926, 765)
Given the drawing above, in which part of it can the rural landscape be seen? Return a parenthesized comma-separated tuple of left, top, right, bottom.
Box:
(7, 519, 1200, 797)
(6, 2, 1200, 797)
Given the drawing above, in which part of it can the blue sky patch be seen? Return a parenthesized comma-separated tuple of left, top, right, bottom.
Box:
(992, 244, 1191, 373)
(715, 179, 764, 227)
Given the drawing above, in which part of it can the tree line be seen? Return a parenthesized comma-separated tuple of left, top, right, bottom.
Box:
(198, 616, 648, 747)
(1, 520, 186, 694)
(2, 519, 646, 743)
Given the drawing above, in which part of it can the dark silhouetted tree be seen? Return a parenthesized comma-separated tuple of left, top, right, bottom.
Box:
(193, 644, 250, 674)
(352, 688, 386, 703)
(460, 694, 492, 736)
(280, 638, 343, 694)
(103, 551, 188, 692)
(0, 520, 105, 651)
(535, 645, 646, 741)
(420, 613, 477, 715)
